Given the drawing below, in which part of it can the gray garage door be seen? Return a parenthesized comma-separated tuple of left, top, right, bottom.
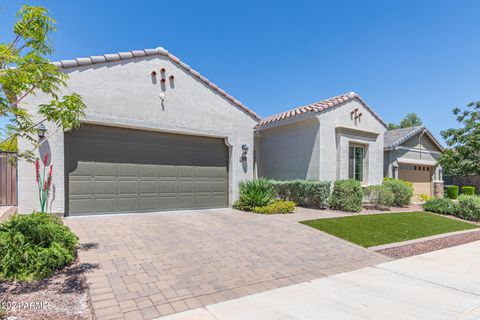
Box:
(65, 125, 229, 216)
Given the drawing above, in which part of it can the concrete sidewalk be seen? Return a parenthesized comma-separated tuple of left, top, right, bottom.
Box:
(158, 240, 480, 320)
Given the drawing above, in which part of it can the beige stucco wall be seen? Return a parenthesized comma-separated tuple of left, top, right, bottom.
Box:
(18, 54, 258, 214)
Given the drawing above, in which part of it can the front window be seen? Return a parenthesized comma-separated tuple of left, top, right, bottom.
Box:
(349, 145, 364, 182)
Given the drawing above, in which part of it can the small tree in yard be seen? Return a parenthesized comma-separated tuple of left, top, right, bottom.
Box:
(0, 5, 85, 160)
(440, 101, 480, 175)
(36, 153, 52, 213)
(388, 112, 423, 130)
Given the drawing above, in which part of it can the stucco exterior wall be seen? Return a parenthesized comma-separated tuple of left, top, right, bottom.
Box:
(257, 115, 320, 180)
(317, 100, 386, 185)
(18, 55, 257, 214)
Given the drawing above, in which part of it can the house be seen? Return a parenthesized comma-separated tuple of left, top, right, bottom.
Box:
(384, 126, 444, 197)
(16, 46, 443, 216)
(255, 92, 387, 185)
(18, 47, 259, 215)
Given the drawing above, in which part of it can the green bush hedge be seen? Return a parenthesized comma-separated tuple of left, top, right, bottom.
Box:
(236, 179, 275, 211)
(270, 180, 331, 208)
(423, 195, 480, 222)
(446, 186, 459, 199)
(423, 197, 457, 215)
(0, 212, 78, 281)
(382, 178, 413, 206)
(253, 201, 296, 214)
(329, 179, 363, 212)
(457, 195, 480, 221)
(363, 185, 395, 209)
(461, 186, 476, 196)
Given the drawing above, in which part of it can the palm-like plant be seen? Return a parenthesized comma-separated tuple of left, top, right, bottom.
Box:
(238, 179, 275, 211)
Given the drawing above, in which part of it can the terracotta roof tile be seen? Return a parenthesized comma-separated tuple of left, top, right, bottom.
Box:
(257, 92, 387, 128)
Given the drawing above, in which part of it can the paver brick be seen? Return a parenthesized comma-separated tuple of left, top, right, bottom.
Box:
(67, 208, 388, 319)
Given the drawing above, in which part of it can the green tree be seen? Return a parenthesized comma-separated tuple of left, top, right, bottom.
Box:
(440, 101, 480, 175)
(0, 5, 85, 160)
(388, 112, 423, 130)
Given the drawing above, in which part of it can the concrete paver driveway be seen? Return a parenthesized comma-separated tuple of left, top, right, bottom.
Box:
(164, 240, 480, 320)
(66, 209, 387, 320)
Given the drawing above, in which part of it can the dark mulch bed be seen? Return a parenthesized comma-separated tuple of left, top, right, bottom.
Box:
(376, 229, 480, 259)
(0, 245, 98, 320)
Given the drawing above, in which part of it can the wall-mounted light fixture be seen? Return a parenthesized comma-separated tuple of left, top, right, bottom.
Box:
(241, 144, 248, 161)
(36, 123, 47, 141)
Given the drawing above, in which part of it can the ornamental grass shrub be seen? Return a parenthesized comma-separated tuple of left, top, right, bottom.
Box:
(253, 201, 296, 214)
(382, 178, 413, 206)
(235, 178, 275, 211)
(0, 212, 78, 281)
(363, 185, 395, 209)
(270, 180, 331, 208)
(329, 179, 363, 212)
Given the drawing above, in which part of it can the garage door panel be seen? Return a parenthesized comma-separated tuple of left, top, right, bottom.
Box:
(94, 199, 116, 212)
(95, 163, 117, 176)
(211, 167, 228, 179)
(118, 180, 137, 194)
(70, 161, 92, 177)
(118, 198, 138, 212)
(159, 197, 177, 210)
(69, 199, 93, 214)
(119, 164, 137, 177)
(178, 196, 195, 209)
(66, 124, 229, 215)
(70, 180, 92, 195)
(94, 181, 116, 194)
(160, 181, 177, 194)
(399, 165, 433, 196)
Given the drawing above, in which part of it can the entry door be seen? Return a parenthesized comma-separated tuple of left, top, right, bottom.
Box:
(65, 125, 229, 215)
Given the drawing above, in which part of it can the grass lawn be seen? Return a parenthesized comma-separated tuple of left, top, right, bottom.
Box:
(300, 211, 479, 247)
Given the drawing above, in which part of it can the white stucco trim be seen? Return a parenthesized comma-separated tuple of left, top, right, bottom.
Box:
(397, 157, 438, 166)
(335, 125, 380, 137)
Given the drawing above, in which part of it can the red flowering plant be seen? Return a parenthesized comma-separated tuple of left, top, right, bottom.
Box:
(35, 153, 53, 213)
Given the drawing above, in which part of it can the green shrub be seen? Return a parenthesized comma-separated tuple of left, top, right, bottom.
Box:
(236, 179, 275, 211)
(329, 179, 363, 212)
(423, 197, 457, 215)
(0, 212, 78, 281)
(456, 195, 480, 221)
(253, 201, 296, 214)
(270, 180, 331, 208)
(363, 185, 395, 209)
(446, 186, 459, 199)
(382, 179, 413, 206)
(461, 186, 476, 196)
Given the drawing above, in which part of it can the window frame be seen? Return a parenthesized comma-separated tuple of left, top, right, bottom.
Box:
(348, 144, 365, 183)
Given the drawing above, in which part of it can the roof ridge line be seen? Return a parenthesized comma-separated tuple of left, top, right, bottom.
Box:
(51, 47, 261, 121)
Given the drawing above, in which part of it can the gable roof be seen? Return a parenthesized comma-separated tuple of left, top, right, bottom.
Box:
(384, 126, 444, 151)
(256, 92, 387, 128)
(51, 47, 261, 121)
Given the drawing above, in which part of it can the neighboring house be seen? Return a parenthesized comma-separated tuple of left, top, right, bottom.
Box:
(384, 126, 444, 196)
(15, 46, 443, 216)
(255, 92, 387, 185)
(17, 47, 260, 215)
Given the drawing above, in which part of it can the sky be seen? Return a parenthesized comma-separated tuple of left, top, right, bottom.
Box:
(1, 0, 479, 142)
